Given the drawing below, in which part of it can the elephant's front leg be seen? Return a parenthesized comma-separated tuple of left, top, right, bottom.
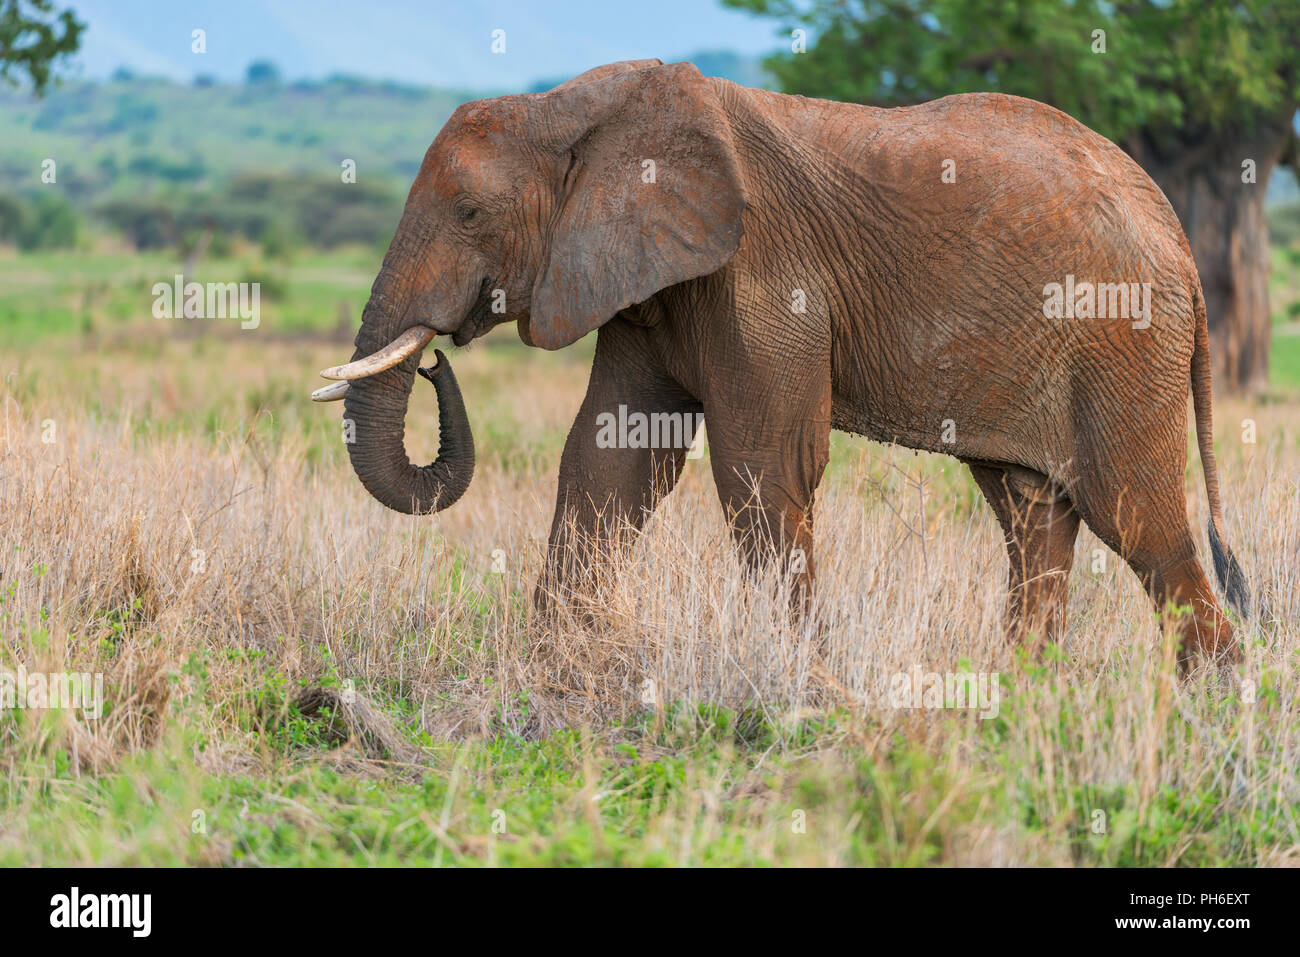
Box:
(703, 354, 833, 616)
(534, 323, 701, 617)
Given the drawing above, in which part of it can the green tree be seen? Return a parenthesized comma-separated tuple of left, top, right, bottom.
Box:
(0, 0, 83, 95)
(726, 0, 1300, 392)
(245, 59, 281, 86)
(0, 192, 77, 249)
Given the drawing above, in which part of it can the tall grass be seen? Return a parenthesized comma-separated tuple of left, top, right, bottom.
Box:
(1, 331, 1297, 865)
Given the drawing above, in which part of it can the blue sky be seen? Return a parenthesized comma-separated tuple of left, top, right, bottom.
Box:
(65, 0, 787, 91)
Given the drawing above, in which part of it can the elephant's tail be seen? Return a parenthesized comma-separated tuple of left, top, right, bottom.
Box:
(1191, 283, 1251, 619)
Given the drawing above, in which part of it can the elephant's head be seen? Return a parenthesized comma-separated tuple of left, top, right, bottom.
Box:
(314, 60, 746, 515)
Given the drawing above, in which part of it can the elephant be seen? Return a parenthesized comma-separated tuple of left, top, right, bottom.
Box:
(313, 58, 1251, 665)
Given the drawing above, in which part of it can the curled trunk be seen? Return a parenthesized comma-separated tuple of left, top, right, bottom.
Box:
(342, 348, 475, 514)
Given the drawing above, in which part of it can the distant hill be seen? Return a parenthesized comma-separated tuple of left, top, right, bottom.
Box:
(0, 74, 482, 202)
(0, 73, 487, 251)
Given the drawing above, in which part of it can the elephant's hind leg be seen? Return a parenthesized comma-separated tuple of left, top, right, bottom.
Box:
(1069, 467, 1236, 666)
(968, 463, 1081, 651)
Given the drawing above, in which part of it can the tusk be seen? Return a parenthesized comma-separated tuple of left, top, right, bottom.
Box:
(311, 381, 350, 402)
(319, 324, 437, 380)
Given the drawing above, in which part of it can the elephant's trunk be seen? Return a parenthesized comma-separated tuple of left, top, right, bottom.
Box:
(342, 347, 475, 515)
(324, 231, 482, 515)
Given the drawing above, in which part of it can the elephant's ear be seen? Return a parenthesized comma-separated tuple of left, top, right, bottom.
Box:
(527, 62, 746, 350)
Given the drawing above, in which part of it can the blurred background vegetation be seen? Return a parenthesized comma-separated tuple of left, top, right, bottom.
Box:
(0, 64, 483, 254)
(1, 0, 1299, 387)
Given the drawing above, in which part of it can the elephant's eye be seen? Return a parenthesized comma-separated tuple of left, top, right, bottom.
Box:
(456, 203, 480, 225)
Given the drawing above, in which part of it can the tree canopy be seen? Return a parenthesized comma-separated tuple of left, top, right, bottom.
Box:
(0, 0, 84, 96)
(724, 0, 1299, 147)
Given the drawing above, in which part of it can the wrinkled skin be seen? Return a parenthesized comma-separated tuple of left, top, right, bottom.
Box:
(336, 59, 1251, 665)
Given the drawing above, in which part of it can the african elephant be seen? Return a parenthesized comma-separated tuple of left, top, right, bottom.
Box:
(313, 58, 1251, 664)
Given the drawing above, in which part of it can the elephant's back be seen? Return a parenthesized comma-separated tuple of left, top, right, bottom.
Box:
(876, 92, 1186, 264)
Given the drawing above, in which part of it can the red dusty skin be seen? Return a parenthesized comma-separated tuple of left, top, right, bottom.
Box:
(330, 59, 1251, 666)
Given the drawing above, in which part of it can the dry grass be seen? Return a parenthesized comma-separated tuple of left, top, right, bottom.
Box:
(1, 329, 1298, 865)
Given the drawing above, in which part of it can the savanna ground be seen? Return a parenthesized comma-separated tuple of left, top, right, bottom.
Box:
(1, 242, 1299, 866)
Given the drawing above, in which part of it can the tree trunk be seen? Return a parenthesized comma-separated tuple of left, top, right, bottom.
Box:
(1128, 109, 1297, 394)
